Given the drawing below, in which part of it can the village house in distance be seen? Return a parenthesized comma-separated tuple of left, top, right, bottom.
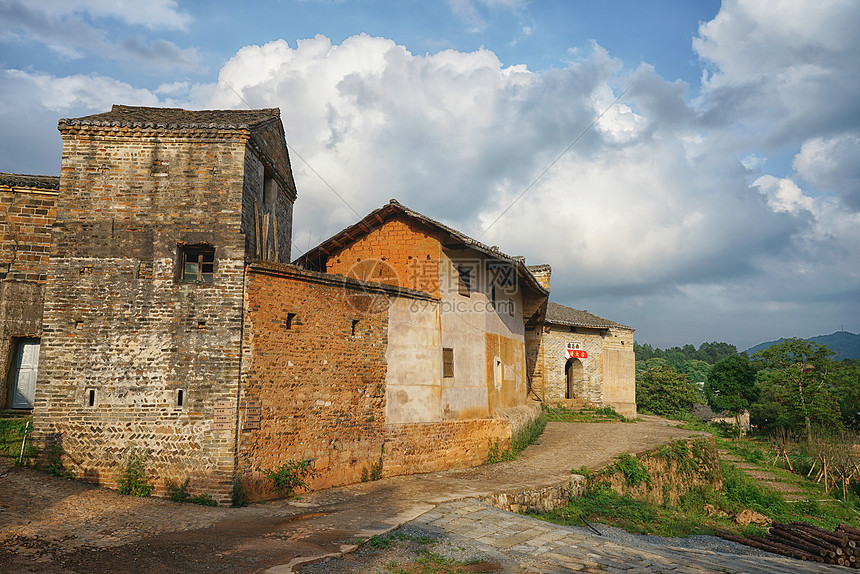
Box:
(0, 105, 635, 502)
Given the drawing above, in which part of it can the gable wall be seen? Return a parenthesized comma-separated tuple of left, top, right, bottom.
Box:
(324, 215, 441, 298)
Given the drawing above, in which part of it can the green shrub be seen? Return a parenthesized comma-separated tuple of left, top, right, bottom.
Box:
(362, 451, 384, 482)
(486, 438, 513, 464)
(511, 413, 547, 454)
(487, 413, 547, 464)
(264, 459, 315, 498)
(614, 454, 650, 487)
(167, 478, 192, 502)
(189, 493, 218, 506)
(44, 434, 75, 480)
(0, 417, 37, 463)
(231, 476, 249, 507)
(117, 452, 153, 497)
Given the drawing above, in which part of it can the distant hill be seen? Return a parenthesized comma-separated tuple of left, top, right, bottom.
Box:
(744, 331, 860, 361)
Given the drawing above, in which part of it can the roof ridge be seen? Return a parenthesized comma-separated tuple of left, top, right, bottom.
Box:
(59, 104, 282, 131)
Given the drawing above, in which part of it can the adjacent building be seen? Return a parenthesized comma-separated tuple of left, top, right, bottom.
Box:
(528, 301, 636, 416)
(1, 173, 58, 411)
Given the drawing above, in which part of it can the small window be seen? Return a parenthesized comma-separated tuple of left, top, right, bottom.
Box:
(442, 348, 454, 378)
(86, 388, 96, 408)
(457, 267, 471, 297)
(286, 313, 296, 329)
(491, 284, 496, 309)
(179, 245, 215, 283)
(177, 389, 185, 407)
(351, 319, 359, 336)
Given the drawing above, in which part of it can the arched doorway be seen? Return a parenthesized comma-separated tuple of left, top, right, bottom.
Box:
(565, 357, 583, 399)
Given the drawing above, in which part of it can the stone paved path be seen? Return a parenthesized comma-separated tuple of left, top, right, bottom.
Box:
(411, 499, 840, 573)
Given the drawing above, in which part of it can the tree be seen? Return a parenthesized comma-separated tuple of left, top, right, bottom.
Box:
(753, 338, 839, 439)
(637, 365, 700, 419)
(829, 360, 860, 429)
(705, 355, 759, 435)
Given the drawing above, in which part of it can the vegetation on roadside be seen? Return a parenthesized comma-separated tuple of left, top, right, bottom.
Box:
(636, 366, 701, 419)
(486, 412, 547, 464)
(537, 453, 858, 538)
(231, 476, 249, 507)
(44, 433, 76, 479)
(361, 448, 384, 482)
(166, 478, 218, 506)
(0, 415, 37, 465)
(117, 451, 154, 497)
(348, 531, 494, 574)
(543, 404, 629, 422)
(264, 459, 315, 498)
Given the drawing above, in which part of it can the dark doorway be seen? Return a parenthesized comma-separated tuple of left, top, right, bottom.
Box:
(565, 357, 583, 400)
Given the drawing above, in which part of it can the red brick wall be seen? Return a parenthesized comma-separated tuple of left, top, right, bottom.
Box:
(238, 264, 391, 501)
(383, 419, 512, 476)
(325, 215, 442, 298)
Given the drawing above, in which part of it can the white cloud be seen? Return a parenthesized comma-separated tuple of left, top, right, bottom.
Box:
(693, 0, 860, 143)
(793, 134, 860, 209)
(12, 0, 192, 31)
(6, 70, 160, 112)
(752, 175, 814, 214)
(1, 0, 858, 348)
(0, 0, 199, 71)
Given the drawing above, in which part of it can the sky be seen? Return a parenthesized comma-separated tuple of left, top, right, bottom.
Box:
(1, 0, 858, 351)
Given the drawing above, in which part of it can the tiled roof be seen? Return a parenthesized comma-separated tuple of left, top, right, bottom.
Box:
(59, 105, 281, 130)
(0, 172, 60, 190)
(545, 301, 632, 330)
(295, 199, 549, 297)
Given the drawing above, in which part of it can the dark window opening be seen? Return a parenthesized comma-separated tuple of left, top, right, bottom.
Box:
(88, 389, 96, 407)
(179, 245, 215, 283)
(286, 313, 296, 329)
(351, 319, 359, 336)
(442, 348, 454, 378)
(457, 267, 471, 296)
(491, 283, 496, 309)
(177, 389, 184, 407)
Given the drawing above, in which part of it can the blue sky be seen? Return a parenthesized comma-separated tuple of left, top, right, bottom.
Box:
(1, 0, 858, 350)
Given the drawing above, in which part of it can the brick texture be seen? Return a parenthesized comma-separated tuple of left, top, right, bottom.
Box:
(324, 214, 441, 298)
(0, 184, 58, 406)
(535, 324, 635, 414)
(237, 263, 392, 500)
(383, 419, 512, 476)
(32, 123, 294, 501)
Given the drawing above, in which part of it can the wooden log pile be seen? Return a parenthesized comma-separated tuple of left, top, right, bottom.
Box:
(717, 522, 860, 567)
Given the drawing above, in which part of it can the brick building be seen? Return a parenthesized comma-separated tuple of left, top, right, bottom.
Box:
(8, 105, 556, 502)
(3, 104, 634, 501)
(528, 300, 636, 416)
(1, 173, 58, 410)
